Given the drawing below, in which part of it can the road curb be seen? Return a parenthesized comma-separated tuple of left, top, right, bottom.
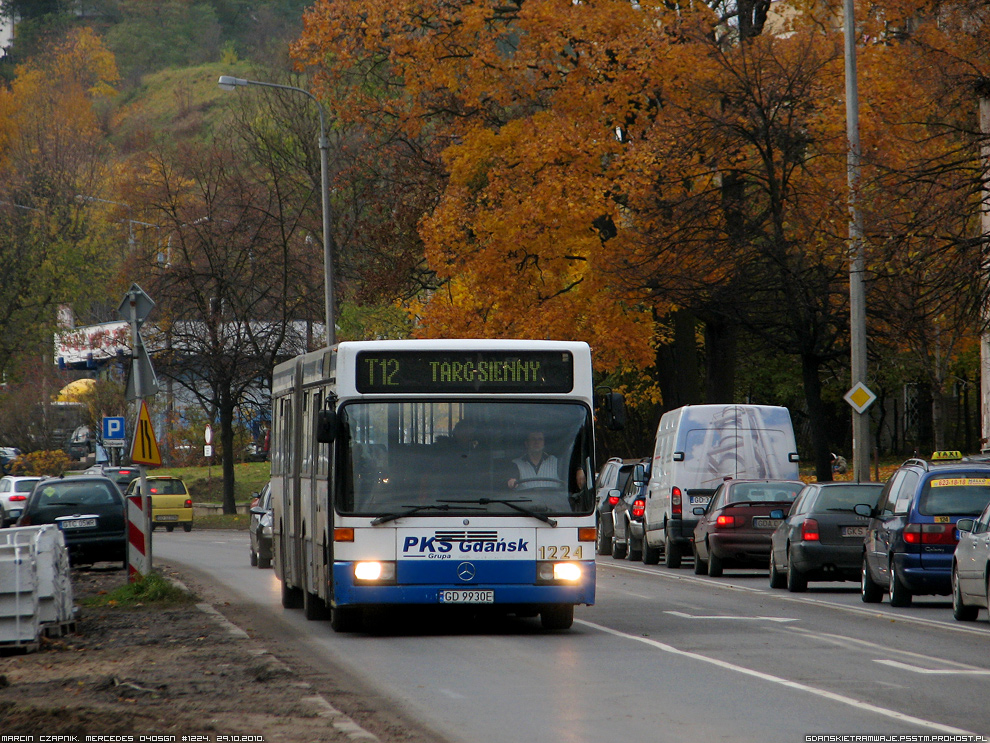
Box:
(173, 576, 381, 741)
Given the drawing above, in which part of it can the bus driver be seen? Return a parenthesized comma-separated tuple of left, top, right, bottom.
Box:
(507, 431, 586, 492)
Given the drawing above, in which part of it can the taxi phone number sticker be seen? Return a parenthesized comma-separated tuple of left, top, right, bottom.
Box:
(931, 478, 990, 487)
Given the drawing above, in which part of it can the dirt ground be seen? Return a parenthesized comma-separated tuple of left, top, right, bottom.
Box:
(0, 563, 444, 743)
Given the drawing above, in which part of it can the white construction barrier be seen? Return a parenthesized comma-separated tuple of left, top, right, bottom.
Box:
(0, 525, 76, 652)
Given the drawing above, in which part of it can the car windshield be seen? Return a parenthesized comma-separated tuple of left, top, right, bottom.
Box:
(815, 484, 884, 511)
(919, 474, 990, 516)
(35, 481, 119, 506)
(339, 400, 595, 517)
(15, 480, 40, 493)
(726, 482, 802, 504)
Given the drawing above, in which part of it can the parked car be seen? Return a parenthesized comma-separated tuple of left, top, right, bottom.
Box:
(249, 482, 273, 568)
(16, 474, 126, 566)
(859, 451, 990, 607)
(609, 461, 650, 561)
(0, 446, 22, 474)
(691, 478, 805, 577)
(64, 426, 96, 461)
(126, 475, 193, 532)
(0, 475, 42, 527)
(594, 457, 640, 555)
(952, 499, 990, 621)
(644, 405, 800, 568)
(769, 481, 885, 592)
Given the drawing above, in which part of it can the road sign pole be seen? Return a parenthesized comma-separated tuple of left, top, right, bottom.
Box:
(128, 289, 152, 580)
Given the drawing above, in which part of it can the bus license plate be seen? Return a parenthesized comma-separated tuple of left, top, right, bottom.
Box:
(439, 590, 494, 604)
(60, 518, 97, 529)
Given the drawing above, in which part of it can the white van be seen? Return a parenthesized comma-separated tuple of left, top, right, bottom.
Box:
(641, 404, 799, 567)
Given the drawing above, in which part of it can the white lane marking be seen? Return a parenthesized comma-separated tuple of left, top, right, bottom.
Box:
(576, 618, 979, 736)
(874, 660, 990, 675)
(786, 627, 990, 672)
(665, 610, 798, 623)
(600, 560, 990, 637)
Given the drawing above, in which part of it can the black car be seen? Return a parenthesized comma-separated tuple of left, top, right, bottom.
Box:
(859, 452, 990, 607)
(249, 482, 273, 568)
(17, 475, 127, 567)
(594, 458, 641, 555)
(609, 461, 650, 561)
(100, 466, 141, 494)
(769, 481, 885, 592)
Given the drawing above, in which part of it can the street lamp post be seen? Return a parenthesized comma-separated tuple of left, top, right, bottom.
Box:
(217, 75, 336, 346)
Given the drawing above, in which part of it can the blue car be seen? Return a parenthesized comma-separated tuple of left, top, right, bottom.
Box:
(859, 452, 990, 607)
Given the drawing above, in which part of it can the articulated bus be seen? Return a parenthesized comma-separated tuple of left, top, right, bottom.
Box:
(270, 339, 621, 632)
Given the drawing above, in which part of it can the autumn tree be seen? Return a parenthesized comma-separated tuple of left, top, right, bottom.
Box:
(0, 27, 120, 379)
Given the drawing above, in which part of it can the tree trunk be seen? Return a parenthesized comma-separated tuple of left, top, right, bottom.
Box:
(219, 391, 237, 515)
(704, 318, 736, 403)
(655, 310, 701, 410)
(801, 352, 833, 481)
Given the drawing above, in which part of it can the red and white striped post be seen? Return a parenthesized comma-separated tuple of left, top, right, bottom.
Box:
(127, 494, 150, 580)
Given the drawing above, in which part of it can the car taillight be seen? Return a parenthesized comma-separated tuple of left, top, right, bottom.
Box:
(608, 495, 620, 506)
(904, 523, 956, 545)
(9, 495, 26, 502)
(801, 518, 820, 541)
(672, 486, 682, 516)
(716, 514, 738, 527)
(632, 499, 646, 518)
(184, 499, 193, 508)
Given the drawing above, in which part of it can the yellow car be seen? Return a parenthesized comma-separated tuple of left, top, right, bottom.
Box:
(126, 475, 193, 532)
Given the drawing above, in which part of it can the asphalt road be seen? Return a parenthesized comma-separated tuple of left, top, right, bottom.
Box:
(153, 530, 990, 743)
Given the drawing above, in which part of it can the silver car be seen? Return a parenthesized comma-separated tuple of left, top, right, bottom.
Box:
(0, 475, 42, 527)
(249, 482, 273, 568)
(952, 500, 990, 621)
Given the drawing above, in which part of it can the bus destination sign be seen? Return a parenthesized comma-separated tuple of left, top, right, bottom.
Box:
(355, 350, 574, 393)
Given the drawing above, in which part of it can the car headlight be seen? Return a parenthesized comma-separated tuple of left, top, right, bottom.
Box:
(353, 561, 396, 584)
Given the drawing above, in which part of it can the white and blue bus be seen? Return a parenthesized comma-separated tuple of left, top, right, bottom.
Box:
(270, 339, 621, 632)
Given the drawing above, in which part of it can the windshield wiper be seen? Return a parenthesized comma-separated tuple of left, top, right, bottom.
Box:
(370, 503, 484, 525)
(440, 498, 558, 527)
(371, 504, 451, 525)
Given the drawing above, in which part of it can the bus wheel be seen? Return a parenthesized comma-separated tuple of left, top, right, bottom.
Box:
(540, 604, 574, 630)
(303, 589, 329, 620)
(281, 581, 303, 609)
(330, 606, 363, 633)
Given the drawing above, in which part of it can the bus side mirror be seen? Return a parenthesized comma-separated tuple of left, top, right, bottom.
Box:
(601, 392, 626, 431)
(316, 409, 336, 444)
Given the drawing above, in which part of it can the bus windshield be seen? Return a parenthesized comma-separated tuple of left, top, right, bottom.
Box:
(338, 401, 595, 517)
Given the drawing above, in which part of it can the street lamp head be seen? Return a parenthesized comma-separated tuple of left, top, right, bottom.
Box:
(217, 75, 248, 91)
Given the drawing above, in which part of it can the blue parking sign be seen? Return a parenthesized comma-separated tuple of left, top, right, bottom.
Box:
(103, 416, 126, 444)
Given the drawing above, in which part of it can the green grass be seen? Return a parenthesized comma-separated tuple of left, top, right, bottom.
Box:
(153, 461, 270, 504)
(80, 571, 195, 608)
(195, 513, 251, 530)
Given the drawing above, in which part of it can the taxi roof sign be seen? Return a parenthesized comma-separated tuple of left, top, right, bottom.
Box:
(931, 450, 963, 461)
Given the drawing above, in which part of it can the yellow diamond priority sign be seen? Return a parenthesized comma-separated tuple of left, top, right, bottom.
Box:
(844, 382, 877, 415)
(130, 400, 162, 467)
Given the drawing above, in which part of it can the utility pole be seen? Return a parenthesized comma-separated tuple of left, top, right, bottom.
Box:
(980, 91, 990, 453)
(844, 0, 871, 480)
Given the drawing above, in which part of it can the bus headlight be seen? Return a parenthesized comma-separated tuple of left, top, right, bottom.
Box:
(536, 561, 582, 584)
(353, 561, 396, 584)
